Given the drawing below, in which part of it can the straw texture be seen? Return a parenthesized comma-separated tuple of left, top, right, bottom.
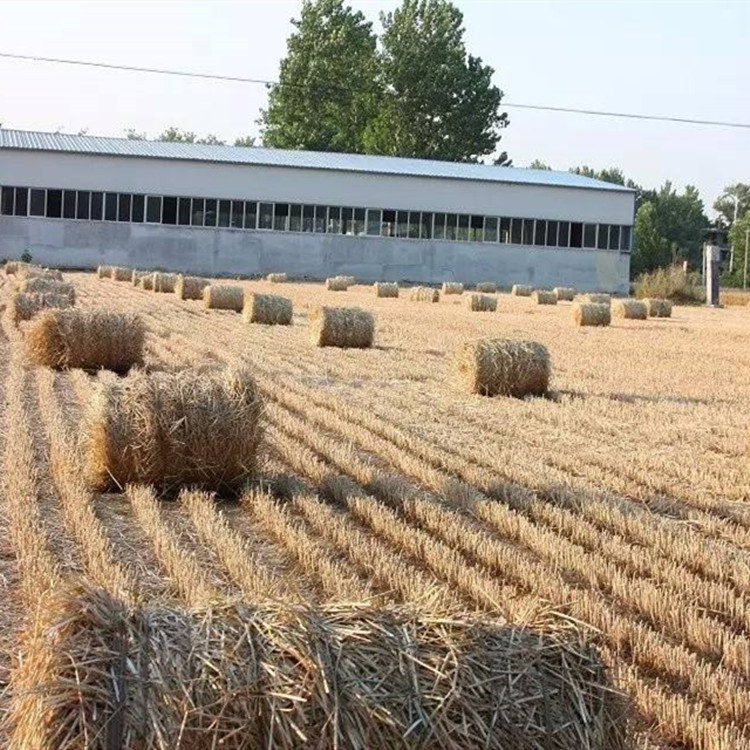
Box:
(131, 270, 149, 286)
(410, 286, 439, 303)
(325, 276, 350, 291)
(374, 282, 399, 298)
(152, 272, 178, 293)
(612, 299, 648, 320)
(266, 272, 288, 283)
(442, 282, 464, 295)
(5, 260, 29, 275)
(581, 293, 611, 305)
(175, 275, 210, 300)
(139, 275, 154, 291)
(476, 281, 497, 293)
(111, 267, 132, 282)
(9, 292, 73, 322)
(96, 265, 113, 279)
(310, 306, 374, 348)
(204, 285, 245, 311)
(467, 293, 497, 312)
(511, 284, 532, 297)
(553, 287, 576, 301)
(243, 293, 293, 325)
(18, 266, 63, 282)
(532, 290, 557, 305)
(18, 278, 75, 303)
(643, 298, 673, 317)
(573, 303, 611, 327)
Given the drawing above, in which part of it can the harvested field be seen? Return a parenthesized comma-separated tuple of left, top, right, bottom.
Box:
(2, 270, 750, 750)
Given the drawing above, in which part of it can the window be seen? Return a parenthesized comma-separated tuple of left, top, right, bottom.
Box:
(47, 190, 63, 218)
(328, 206, 341, 234)
(203, 199, 217, 227)
(30, 189, 46, 217)
(469, 215, 483, 242)
(64, 190, 77, 219)
(232, 200, 245, 229)
(178, 197, 191, 226)
(91, 192, 103, 220)
(408, 212, 420, 239)
(104, 193, 118, 221)
(484, 216, 498, 242)
(620, 226, 632, 252)
(570, 222, 583, 248)
(314, 206, 327, 233)
(131, 194, 144, 223)
(446, 214, 458, 240)
(75, 191, 89, 220)
(218, 200, 231, 227)
(382, 209, 396, 237)
(1, 186, 14, 215)
(258, 203, 273, 230)
(396, 210, 408, 238)
(457, 214, 469, 241)
(118, 194, 132, 222)
(533, 220, 546, 246)
(146, 195, 162, 223)
(273, 203, 289, 231)
(511, 218, 522, 244)
(433, 213, 446, 240)
(353, 208, 366, 235)
(583, 223, 597, 248)
(608, 225, 620, 251)
(522, 219, 534, 245)
(597, 224, 608, 250)
(546, 220, 558, 247)
(558, 221, 570, 247)
(342, 207, 354, 234)
(421, 212, 433, 239)
(244, 201, 257, 230)
(162, 196, 178, 225)
(302, 205, 315, 232)
(289, 204, 302, 232)
(367, 209, 381, 236)
(14, 188, 28, 217)
(191, 198, 205, 226)
(500, 218, 511, 243)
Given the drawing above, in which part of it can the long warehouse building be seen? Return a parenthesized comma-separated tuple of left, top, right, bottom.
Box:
(0, 129, 634, 291)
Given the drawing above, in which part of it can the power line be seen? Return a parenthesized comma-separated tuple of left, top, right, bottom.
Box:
(2, 50, 749, 131)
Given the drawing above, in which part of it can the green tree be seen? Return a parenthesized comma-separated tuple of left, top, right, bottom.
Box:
(713, 183, 750, 227)
(234, 135, 256, 147)
(158, 127, 197, 143)
(726, 210, 750, 285)
(125, 129, 147, 140)
(651, 182, 707, 268)
(259, 0, 380, 153)
(528, 159, 551, 170)
(632, 202, 671, 275)
(366, 0, 508, 163)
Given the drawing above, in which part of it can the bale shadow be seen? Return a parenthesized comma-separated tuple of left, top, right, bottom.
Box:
(552, 388, 724, 407)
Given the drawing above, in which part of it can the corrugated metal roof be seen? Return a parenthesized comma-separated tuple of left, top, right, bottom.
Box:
(0, 129, 632, 193)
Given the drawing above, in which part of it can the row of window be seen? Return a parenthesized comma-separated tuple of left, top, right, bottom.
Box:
(0, 185, 632, 252)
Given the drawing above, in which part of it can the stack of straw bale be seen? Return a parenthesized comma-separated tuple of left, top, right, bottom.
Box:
(466, 293, 497, 312)
(266, 272, 288, 283)
(456, 338, 550, 397)
(9, 292, 74, 322)
(476, 281, 497, 293)
(442, 282, 464, 295)
(410, 286, 439, 303)
(18, 265, 63, 282)
(244, 293, 293, 325)
(175, 275, 210, 300)
(374, 282, 399, 298)
(152, 272, 178, 293)
(96, 265, 113, 279)
(310, 306, 374, 348)
(511, 284, 532, 297)
(642, 298, 673, 317)
(25, 310, 145, 371)
(580, 293, 611, 305)
(326, 276, 350, 291)
(111, 267, 132, 282)
(553, 287, 576, 301)
(18, 277, 76, 303)
(532, 290, 557, 305)
(204, 285, 245, 311)
(612, 299, 648, 320)
(572, 303, 611, 327)
(82, 362, 261, 492)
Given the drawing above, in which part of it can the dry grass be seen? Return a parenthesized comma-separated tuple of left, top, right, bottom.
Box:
(613, 299, 648, 320)
(466, 293, 497, 312)
(204, 284, 244, 311)
(573, 302, 612, 327)
(175, 274, 209, 300)
(243, 292, 293, 325)
(374, 281, 399, 298)
(17, 278, 75, 302)
(442, 281, 464, 295)
(410, 286, 439, 302)
(310, 305, 374, 348)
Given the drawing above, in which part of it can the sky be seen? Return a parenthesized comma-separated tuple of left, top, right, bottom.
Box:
(0, 0, 747, 214)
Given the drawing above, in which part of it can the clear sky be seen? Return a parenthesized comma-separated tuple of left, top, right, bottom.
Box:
(0, 0, 747, 214)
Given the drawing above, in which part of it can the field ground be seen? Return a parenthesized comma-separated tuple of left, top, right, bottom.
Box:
(2, 271, 750, 749)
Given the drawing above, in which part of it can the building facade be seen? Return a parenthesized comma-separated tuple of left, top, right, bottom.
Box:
(0, 130, 635, 291)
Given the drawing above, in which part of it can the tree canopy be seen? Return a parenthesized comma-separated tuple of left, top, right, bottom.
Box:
(713, 183, 750, 227)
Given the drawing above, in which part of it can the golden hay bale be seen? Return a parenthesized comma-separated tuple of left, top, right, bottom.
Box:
(572, 303, 611, 327)
(612, 299, 648, 320)
(82, 362, 262, 492)
(310, 306, 374, 348)
(553, 286, 576, 302)
(18, 265, 64, 282)
(476, 281, 497, 293)
(410, 286, 439, 303)
(175, 274, 210, 300)
(243, 293, 293, 325)
(203, 284, 245, 311)
(139, 274, 154, 291)
(152, 272, 178, 293)
(456, 338, 550, 397)
(15, 582, 628, 750)
(4, 260, 28, 275)
(25, 309, 145, 371)
(131, 269, 148, 285)
(111, 266, 131, 282)
(9, 292, 73, 322)
(467, 293, 497, 312)
(96, 264, 113, 279)
(374, 281, 399, 298)
(580, 293, 611, 305)
(511, 284, 532, 297)
(266, 272, 288, 283)
(643, 297, 673, 318)
(340, 275, 356, 286)
(18, 277, 76, 303)
(532, 290, 557, 305)
(442, 281, 464, 295)
(325, 276, 350, 291)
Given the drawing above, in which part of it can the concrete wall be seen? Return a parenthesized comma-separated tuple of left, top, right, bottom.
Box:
(0, 216, 631, 292)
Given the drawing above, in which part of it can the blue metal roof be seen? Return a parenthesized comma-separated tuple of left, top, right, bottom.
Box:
(0, 129, 631, 193)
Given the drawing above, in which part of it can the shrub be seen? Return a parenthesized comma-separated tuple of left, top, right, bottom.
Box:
(634, 265, 704, 304)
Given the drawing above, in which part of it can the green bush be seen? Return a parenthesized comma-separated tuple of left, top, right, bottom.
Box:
(20, 249, 32, 264)
(634, 265, 705, 304)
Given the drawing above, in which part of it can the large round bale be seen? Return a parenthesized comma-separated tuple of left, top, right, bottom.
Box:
(243, 293, 293, 325)
(96, 265, 113, 279)
(573, 303, 611, 327)
(9, 292, 74, 322)
(553, 286, 576, 302)
(310, 306, 374, 348)
(340, 275, 356, 286)
(511, 284, 532, 297)
(643, 297, 673, 318)
(410, 286, 439, 303)
(374, 281, 399, 298)
(581, 293, 611, 305)
(139, 274, 154, 291)
(18, 266, 63, 282)
(612, 299, 648, 320)
(175, 275, 210, 300)
(532, 290, 557, 305)
(25, 310, 145, 372)
(325, 276, 350, 291)
(131, 269, 149, 286)
(109, 266, 130, 282)
(266, 272, 288, 283)
(18, 277, 76, 303)
(467, 293, 497, 312)
(82, 362, 262, 492)
(152, 272, 178, 293)
(456, 338, 550, 397)
(476, 281, 497, 294)
(442, 281, 464, 295)
(203, 284, 245, 312)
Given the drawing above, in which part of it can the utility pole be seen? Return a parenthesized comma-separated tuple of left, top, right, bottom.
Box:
(706, 242, 721, 305)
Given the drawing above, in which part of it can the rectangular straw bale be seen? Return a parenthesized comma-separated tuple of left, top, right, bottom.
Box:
(374, 281, 399, 298)
(642, 297, 673, 317)
(325, 276, 350, 291)
(266, 272, 288, 283)
(456, 338, 550, 397)
(553, 286, 576, 301)
(203, 284, 245, 311)
(152, 272, 178, 293)
(580, 293, 611, 305)
(111, 266, 132, 282)
(467, 293, 497, 312)
(82, 362, 262, 491)
(310, 306, 374, 348)
(511, 284, 532, 297)
(243, 293, 293, 325)
(476, 281, 497, 293)
(25, 309, 145, 371)
(532, 290, 557, 305)
(18, 265, 63, 282)
(612, 299, 648, 320)
(18, 277, 76, 303)
(9, 292, 73, 322)
(175, 274, 210, 300)
(96, 264, 113, 279)
(572, 302, 611, 327)
(410, 286, 439, 302)
(442, 281, 464, 295)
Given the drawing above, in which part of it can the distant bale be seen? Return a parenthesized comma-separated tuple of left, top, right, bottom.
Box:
(139, 274, 154, 291)
(111, 267, 132, 282)
(532, 290, 557, 305)
(175, 275, 210, 301)
(467, 293, 497, 312)
(243, 293, 293, 325)
(410, 286, 439, 303)
(511, 284, 532, 297)
(131, 270, 149, 286)
(553, 287, 576, 302)
(82, 362, 262, 492)
(340, 275, 356, 287)
(442, 282, 464, 295)
(476, 281, 497, 294)
(374, 282, 399, 298)
(266, 272, 288, 284)
(25, 310, 145, 372)
(18, 266, 63, 282)
(18, 277, 76, 303)
(456, 338, 550, 397)
(152, 272, 178, 293)
(326, 276, 350, 291)
(96, 265, 113, 279)
(581, 293, 611, 305)
(612, 299, 648, 320)
(643, 298, 673, 318)
(310, 306, 374, 349)
(204, 284, 245, 312)
(9, 292, 73, 322)
(573, 303, 611, 327)
(5, 260, 28, 275)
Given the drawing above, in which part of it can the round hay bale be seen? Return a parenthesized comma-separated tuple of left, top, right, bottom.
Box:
(25, 310, 145, 372)
(456, 338, 550, 397)
(326, 276, 350, 291)
(18, 277, 76, 303)
(442, 282, 464, 295)
(580, 293, 611, 305)
(612, 299, 648, 320)
(467, 293, 497, 312)
(9, 292, 74, 322)
(111, 267, 132, 282)
(310, 306, 374, 348)
(511, 284, 532, 297)
(643, 298, 673, 318)
(152, 272, 178, 294)
(553, 287, 576, 302)
(243, 293, 293, 325)
(203, 284, 245, 311)
(476, 281, 498, 294)
(410, 286, 439, 303)
(175, 275, 210, 301)
(18, 266, 63, 282)
(96, 265, 113, 279)
(131, 270, 150, 286)
(374, 282, 399, 298)
(139, 274, 154, 291)
(532, 290, 557, 305)
(266, 272, 288, 283)
(82, 362, 262, 492)
(4, 260, 26, 275)
(340, 275, 356, 287)
(572, 303, 611, 327)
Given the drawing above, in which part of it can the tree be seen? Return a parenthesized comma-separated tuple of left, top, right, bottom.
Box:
(727, 211, 750, 285)
(528, 159, 551, 170)
(713, 183, 750, 227)
(366, 0, 508, 163)
(650, 182, 707, 268)
(259, 0, 380, 153)
(158, 127, 197, 143)
(234, 135, 256, 147)
(196, 134, 226, 145)
(632, 202, 671, 276)
(125, 129, 147, 140)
